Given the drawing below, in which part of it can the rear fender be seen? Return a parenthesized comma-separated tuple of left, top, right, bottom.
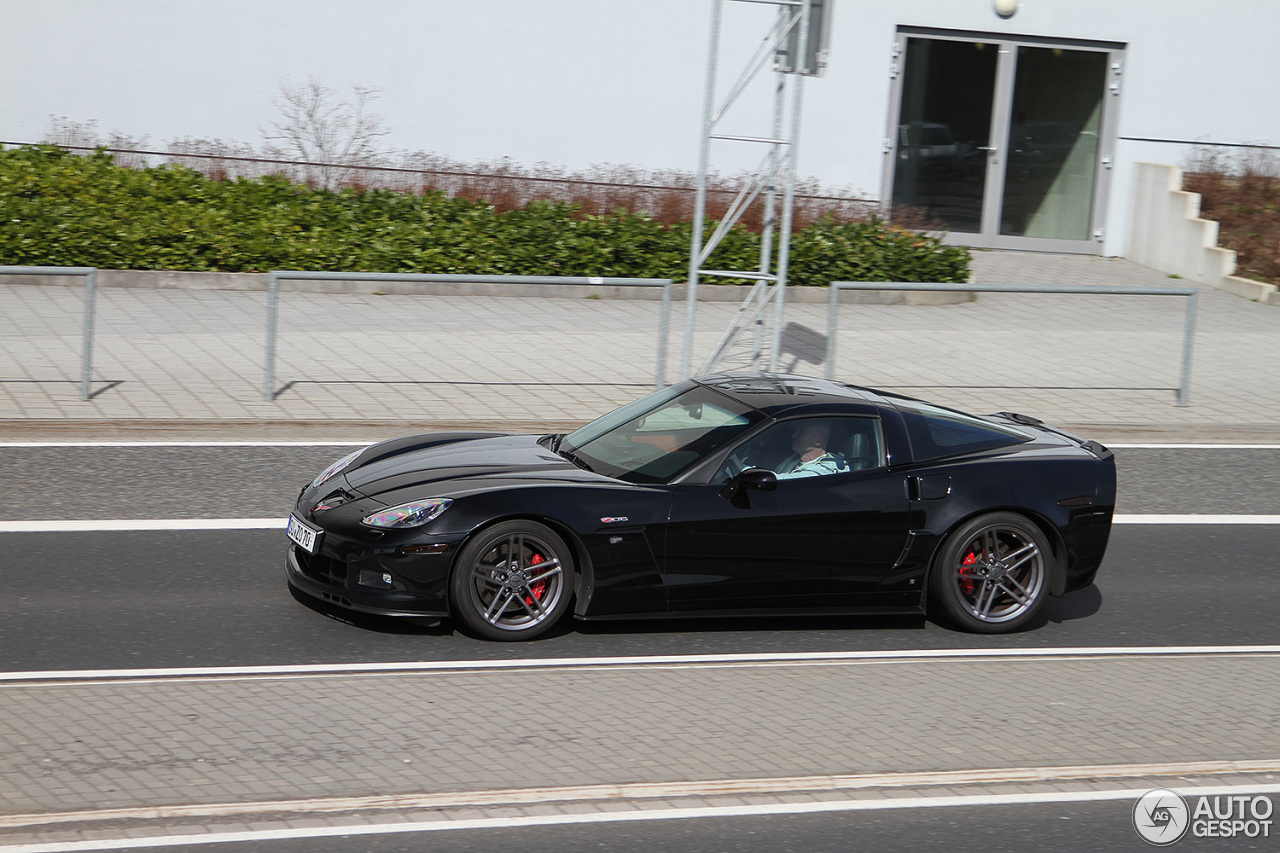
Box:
(920, 508, 1068, 617)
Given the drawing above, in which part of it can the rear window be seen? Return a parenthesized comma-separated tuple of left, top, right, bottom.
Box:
(894, 399, 1029, 462)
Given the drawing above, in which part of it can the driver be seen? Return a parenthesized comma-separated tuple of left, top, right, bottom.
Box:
(775, 420, 848, 479)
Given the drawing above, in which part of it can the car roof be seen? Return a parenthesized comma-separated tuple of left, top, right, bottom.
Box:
(693, 373, 890, 418)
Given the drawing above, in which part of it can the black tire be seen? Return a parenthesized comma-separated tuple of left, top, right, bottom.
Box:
(449, 520, 574, 641)
(928, 512, 1051, 633)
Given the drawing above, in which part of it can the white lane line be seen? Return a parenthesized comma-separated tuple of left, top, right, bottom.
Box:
(1109, 443, 1280, 449)
(6, 760, 1277, 831)
(5, 646, 1280, 683)
(0, 519, 285, 532)
(1114, 514, 1280, 524)
(5, 782, 1280, 852)
(3, 441, 1279, 449)
(0, 441, 369, 447)
(1, 514, 1278, 534)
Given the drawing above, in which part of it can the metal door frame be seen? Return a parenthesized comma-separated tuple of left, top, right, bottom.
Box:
(882, 27, 1125, 254)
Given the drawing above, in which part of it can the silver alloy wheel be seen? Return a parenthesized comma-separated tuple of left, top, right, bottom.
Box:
(952, 523, 1046, 624)
(465, 531, 566, 633)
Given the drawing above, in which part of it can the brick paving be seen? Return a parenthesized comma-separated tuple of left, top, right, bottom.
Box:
(1, 655, 1278, 820)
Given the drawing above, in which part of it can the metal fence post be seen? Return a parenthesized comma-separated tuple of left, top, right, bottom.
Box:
(826, 281, 1199, 406)
(825, 283, 839, 380)
(264, 272, 279, 401)
(656, 280, 672, 389)
(0, 266, 98, 400)
(1178, 289, 1199, 407)
(80, 268, 96, 400)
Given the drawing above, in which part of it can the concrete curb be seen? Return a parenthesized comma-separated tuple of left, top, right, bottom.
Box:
(6, 759, 1278, 831)
(0, 269, 971, 304)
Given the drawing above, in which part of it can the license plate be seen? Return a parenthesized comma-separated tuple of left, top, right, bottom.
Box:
(286, 515, 322, 555)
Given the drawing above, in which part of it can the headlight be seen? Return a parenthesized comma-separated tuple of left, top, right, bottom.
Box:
(311, 449, 364, 489)
(362, 499, 453, 528)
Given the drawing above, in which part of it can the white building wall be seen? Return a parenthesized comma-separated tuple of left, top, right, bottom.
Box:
(808, 0, 1280, 256)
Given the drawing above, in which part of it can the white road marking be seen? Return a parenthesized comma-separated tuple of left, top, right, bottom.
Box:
(0, 512, 1274, 532)
(0, 519, 285, 532)
(1108, 443, 1280, 449)
(4, 646, 1280, 684)
(1, 513, 1278, 534)
(2, 441, 1279, 448)
(1113, 514, 1280, 524)
(0, 441, 369, 447)
(4, 782, 1280, 852)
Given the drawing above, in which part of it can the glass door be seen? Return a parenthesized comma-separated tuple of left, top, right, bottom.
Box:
(886, 31, 1121, 253)
(891, 37, 998, 235)
(1000, 46, 1108, 241)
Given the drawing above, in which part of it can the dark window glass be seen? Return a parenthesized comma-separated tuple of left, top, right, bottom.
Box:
(719, 416, 885, 482)
(893, 398, 1029, 462)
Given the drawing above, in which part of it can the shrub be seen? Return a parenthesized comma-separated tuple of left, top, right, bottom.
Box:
(1183, 146, 1280, 286)
(789, 217, 970, 287)
(0, 145, 969, 284)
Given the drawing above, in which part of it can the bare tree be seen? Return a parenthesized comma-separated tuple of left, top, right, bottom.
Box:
(44, 116, 152, 168)
(261, 76, 393, 190)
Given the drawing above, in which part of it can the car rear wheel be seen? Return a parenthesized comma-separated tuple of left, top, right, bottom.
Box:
(450, 520, 574, 641)
(929, 512, 1050, 633)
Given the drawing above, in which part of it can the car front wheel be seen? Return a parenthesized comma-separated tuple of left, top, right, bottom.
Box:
(929, 512, 1051, 633)
(450, 520, 574, 641)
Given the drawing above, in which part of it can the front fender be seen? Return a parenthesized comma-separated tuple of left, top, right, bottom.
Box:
(438, 483, 674, 619)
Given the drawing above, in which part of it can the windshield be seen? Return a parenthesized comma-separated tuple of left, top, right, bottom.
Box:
(561, 383, 765, 484)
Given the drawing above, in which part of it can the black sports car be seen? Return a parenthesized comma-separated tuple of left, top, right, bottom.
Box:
(285, 374, 1115, 640)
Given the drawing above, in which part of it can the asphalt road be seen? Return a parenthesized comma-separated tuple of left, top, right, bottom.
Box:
(2, 444, 1280, 521)
(2, 443, 1278, 853)
(1, 445, 1278, 671)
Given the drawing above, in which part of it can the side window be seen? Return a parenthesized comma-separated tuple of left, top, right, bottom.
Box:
(895, 399, 1029, 462)
(722, 417, 885, 481)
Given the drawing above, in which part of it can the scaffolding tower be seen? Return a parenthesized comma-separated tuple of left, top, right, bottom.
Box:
(679, 0, 832, 379)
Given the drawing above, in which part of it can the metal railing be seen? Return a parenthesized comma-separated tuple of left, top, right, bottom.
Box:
(0, 265, 97, 400)
(264, 271, 674, 401)
(826, 281, 1200, 406)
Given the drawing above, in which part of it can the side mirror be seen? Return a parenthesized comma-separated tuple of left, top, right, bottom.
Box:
(719, 467, 778, 500)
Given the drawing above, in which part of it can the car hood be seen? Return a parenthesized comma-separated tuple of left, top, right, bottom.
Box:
(341, 434, 610, 500)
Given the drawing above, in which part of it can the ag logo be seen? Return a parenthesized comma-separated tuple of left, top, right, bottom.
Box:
(1134, 788, 1190, 845)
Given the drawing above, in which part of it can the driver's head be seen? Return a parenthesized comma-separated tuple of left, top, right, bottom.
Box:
(790, 420, 830, 454)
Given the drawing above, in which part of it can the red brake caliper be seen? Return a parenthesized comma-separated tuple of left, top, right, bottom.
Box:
(526, 552, 547, 605)
(959, 552, 977, 596)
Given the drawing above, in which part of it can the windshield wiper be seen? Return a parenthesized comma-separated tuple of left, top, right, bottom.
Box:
(558, 447, 594, 472)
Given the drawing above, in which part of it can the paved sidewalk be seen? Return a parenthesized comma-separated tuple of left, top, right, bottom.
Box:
(2, 652, 1279, 845)
(1, 251, 1278, 442)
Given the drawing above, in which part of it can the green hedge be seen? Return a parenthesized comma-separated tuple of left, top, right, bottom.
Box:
(0, 146, 970, 285)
